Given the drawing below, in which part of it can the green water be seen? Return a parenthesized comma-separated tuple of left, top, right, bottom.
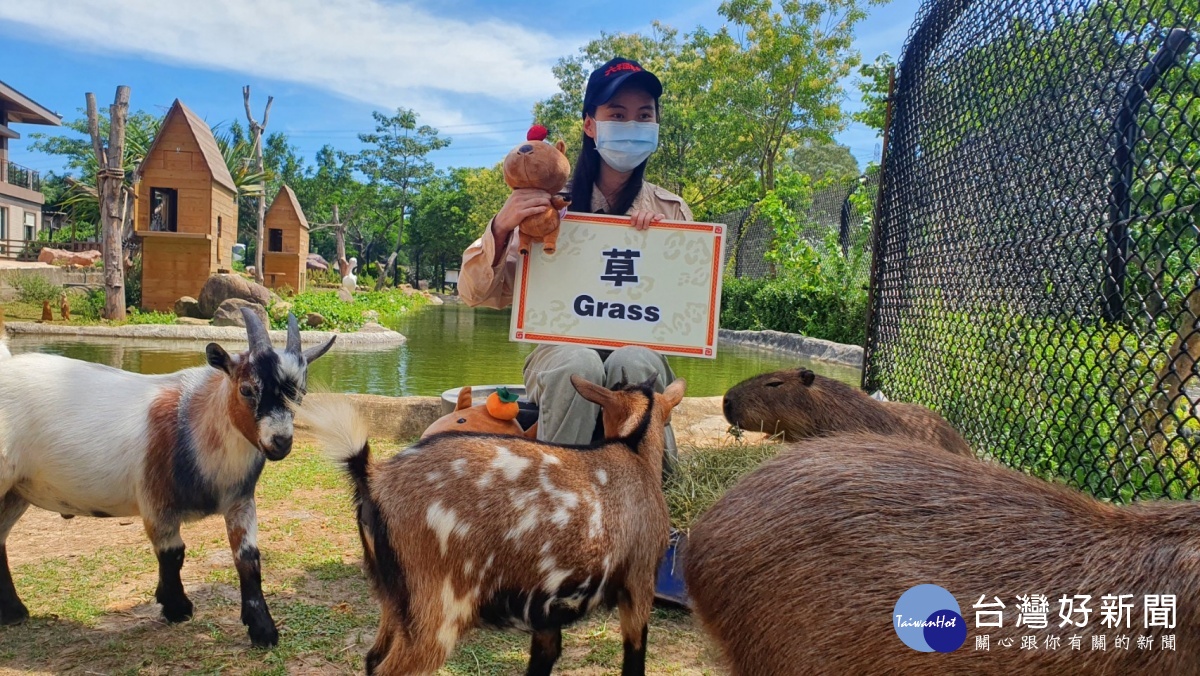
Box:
(5, 304, 861, 397)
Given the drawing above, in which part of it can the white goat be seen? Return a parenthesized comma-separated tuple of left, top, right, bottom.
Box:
(0, 308, 334, 647)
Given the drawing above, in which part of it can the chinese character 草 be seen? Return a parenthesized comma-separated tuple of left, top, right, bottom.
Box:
(600, 249, 641, 287)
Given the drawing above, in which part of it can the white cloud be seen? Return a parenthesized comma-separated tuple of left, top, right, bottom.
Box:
(0, 0, 581, 119)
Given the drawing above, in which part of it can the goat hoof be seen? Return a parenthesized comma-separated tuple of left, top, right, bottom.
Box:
(0, 602, 29, 625)
(248, 623, 279, 648)
(160, 599, 194, 623)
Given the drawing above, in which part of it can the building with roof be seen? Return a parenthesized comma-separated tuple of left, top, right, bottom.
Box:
(0, 79, 62, 258)
(262, 184, 310, 293)
(134, 99, 238, 311)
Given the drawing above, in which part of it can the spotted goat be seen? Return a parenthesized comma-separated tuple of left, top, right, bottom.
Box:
(305, 374, 687, 675)
(0, 308, 334, 647)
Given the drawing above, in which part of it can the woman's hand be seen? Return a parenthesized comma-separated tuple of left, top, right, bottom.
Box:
(494, 189, 553, 237)
(628, 210, 666, 231)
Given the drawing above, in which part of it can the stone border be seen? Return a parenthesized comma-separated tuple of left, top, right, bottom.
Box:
(719, 328, 863, 368)
(3, 321, 406, 348)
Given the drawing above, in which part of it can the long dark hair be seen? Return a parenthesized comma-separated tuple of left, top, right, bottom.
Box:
(568, 96, 658, 215)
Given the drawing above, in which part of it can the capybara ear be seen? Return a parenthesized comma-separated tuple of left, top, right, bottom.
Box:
(798, 368, 815, 386)
(455, 386, 472, 411)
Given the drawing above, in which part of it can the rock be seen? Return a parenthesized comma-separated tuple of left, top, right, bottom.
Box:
(400, 284, 414, 292)
(175, 317, 209, 326)
(359, 321, 389, 333)
(306, 312, 325, 328)
(338, 288, 354, 303)
(38, 248, 102, 267)
(362, 310, 380, 322)
(269, 302, 293, 322)
(212, 298, 270, 328)
(307, 253, 329, 271)
(418, 280, 430, 291)
(427, 294, 444, 306)
(198, 274, 271, 319)
(173, 296, 203, 319)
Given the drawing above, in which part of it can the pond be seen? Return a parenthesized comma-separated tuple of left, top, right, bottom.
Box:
(4, 304, 862, 397)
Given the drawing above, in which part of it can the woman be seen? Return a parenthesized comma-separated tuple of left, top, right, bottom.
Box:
(459, 57, 692, 470)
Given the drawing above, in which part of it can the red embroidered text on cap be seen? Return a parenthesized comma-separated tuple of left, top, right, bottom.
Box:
(605, 63, 643, 77)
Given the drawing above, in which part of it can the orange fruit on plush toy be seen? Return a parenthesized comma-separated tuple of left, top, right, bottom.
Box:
(486, 387, 521, 421)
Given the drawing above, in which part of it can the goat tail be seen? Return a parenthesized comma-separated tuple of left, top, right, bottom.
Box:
(297, 395, 372, 502)
(297, 395, 406, 610)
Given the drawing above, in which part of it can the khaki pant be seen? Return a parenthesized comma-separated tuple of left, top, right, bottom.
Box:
(524, 344, 679, 479)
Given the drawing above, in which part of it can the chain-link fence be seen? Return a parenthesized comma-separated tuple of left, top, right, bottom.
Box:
(863, 0, 1200, 502)
(719, 171, 879, 280)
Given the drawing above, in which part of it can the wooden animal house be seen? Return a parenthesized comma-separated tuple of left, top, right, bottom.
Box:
(262, 184, 309, 293)
(134, 99, 237, 311)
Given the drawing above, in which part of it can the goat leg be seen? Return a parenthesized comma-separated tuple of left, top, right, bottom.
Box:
(145, 516, 193, 623)
(526, 627, 563, 676)
(225, 498, 278, 648)
(0, 491, 29, 625)
(618, 586, 652, 676)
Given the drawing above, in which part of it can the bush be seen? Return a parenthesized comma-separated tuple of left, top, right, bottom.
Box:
(79, 288, 105, 320)
(7, 273, 63, 305)
(270, 288, 430, 332)
(720, 230, 869, 346)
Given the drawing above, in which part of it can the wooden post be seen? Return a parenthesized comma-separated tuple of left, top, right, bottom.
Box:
(244, 86, 274, 285)
(87, 86, 129, 321)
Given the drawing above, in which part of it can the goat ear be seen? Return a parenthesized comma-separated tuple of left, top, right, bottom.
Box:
(798, 369, 815, 386)
(206, 343, 235, 376)
(662, 378, 686, 411)
(571, 374, 616, 408)
(455, 386, 473, 411)
(303, 335, 336, 364)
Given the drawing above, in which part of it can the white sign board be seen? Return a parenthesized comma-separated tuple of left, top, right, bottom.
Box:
(510, 213, 725, 359)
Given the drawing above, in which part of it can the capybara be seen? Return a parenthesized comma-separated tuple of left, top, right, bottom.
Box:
(722, 367, 972, 456)
(684, 432, 1199, 675)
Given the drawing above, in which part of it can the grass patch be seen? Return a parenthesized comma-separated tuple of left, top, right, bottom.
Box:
(270, 288, 430, 332)
(665, 441, 783, 533)
(0, 441, 733, 674)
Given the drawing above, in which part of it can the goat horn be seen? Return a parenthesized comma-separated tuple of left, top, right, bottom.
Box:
(286, 313, 302, 354)
(241, 307, 273, 353)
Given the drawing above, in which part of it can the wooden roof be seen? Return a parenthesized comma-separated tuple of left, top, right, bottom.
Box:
(268, 184, 309, 230)
(0, 80, 61, 126)
(136, 99, 236, 192)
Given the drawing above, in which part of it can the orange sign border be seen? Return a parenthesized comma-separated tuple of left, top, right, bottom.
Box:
(511, 212, 724, 359)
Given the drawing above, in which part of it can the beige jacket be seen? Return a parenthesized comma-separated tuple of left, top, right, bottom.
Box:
(458, 181, 693, 310)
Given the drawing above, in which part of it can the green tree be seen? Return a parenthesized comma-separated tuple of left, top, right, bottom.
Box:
(853, 52, 893, 135)
(786, 139, 860, 182)
(354, 108, 451, 286)
(460, 163, 510, 237)
(706, 0, 887, 194)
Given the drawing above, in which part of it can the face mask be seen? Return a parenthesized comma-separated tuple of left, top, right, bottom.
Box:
(593, 120, 659, 173)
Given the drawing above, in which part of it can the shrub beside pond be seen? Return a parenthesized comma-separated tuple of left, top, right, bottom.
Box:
(271, 288, 430, 332)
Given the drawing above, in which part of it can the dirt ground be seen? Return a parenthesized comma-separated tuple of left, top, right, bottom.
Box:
(0, 440, 728, 676)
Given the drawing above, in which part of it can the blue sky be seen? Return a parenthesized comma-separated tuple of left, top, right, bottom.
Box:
(1, 0, 920, 179)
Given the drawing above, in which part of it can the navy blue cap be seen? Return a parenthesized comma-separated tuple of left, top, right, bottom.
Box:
(582, 57, 663, 119)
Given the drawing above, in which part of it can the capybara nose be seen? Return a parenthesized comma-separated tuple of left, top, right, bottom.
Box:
(518, 144, 534, 154)
(723, 397, 734, 424)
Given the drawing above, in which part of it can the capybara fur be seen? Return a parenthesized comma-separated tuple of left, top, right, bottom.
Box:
(684, 432, 1200, 675)
(723, 367, 972, 456)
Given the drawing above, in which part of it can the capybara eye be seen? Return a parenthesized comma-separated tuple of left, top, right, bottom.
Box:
(766, 381, 783, 388)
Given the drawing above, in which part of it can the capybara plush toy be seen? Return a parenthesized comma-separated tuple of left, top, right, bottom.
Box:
(684, 432, 1200, 675)
(722, 366, 972, 456)
(503, 124, 572, 255)
(420, 386, 537, 439)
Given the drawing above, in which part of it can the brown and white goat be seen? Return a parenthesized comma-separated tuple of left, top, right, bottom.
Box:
(0, 308, 334, 647)
(723, 367, 973, 456)
(684, 432, 1200, 675)
(306, 374, 687, 675)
